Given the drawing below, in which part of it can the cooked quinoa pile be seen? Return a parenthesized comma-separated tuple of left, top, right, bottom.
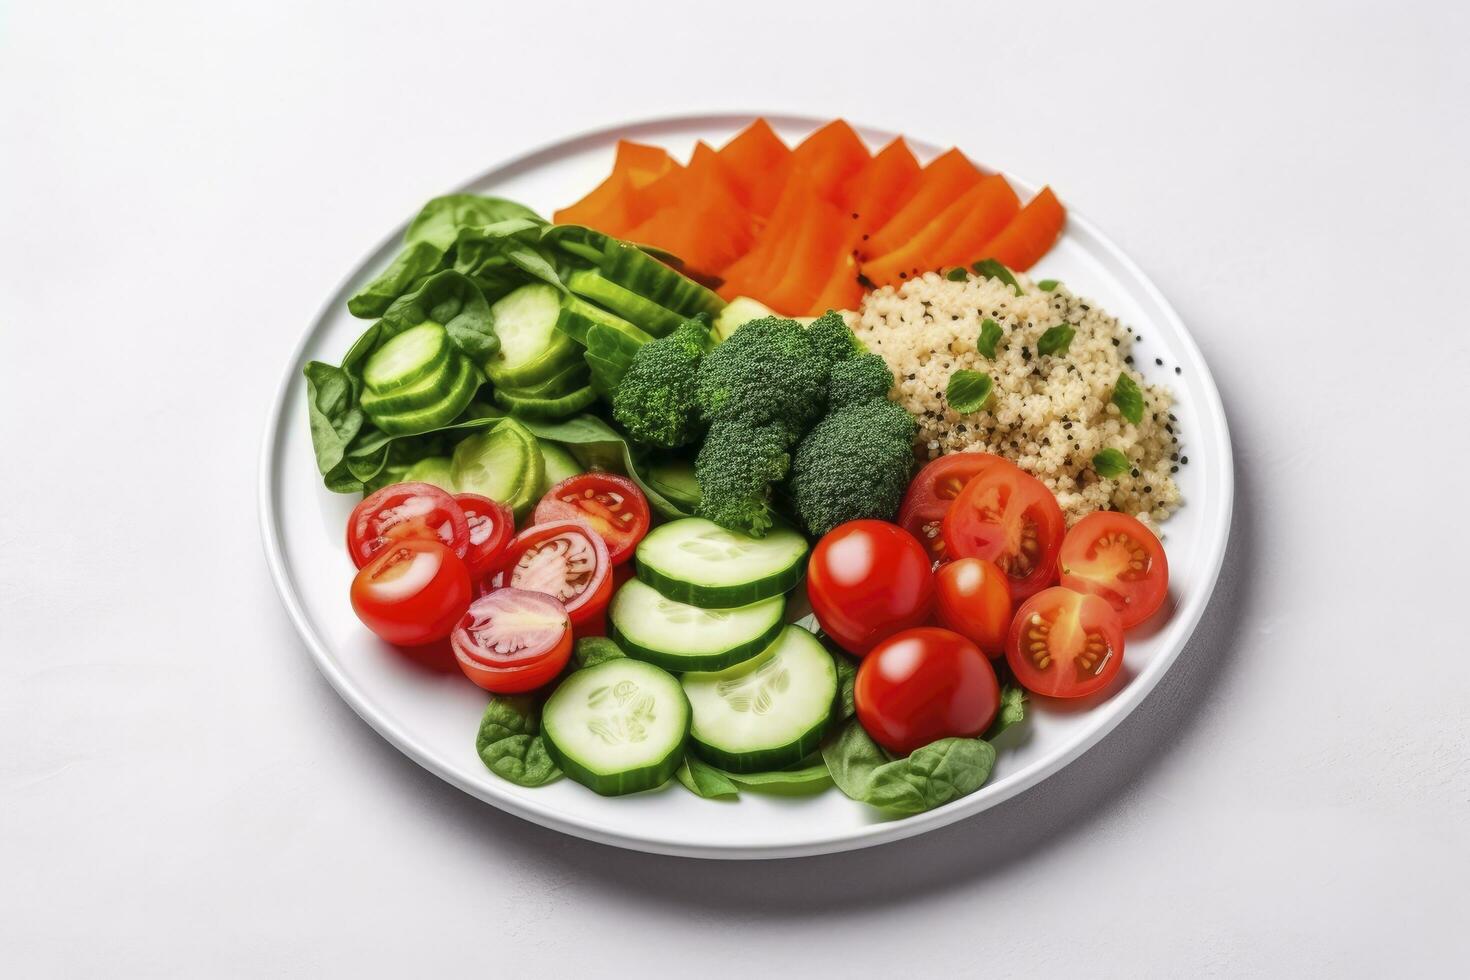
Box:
(849, 271, 1183, 526)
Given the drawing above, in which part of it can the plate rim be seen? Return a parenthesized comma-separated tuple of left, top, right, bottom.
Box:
(258, 111, 1235, 860)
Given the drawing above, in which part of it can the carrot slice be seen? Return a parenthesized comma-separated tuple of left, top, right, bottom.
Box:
(979, 187, 1066, 271)
(553, 141, 677, 229)
(860, 148, 982, 259)
(840, 137, 921, 232)
(807, 253, 865, 316)
(760, 193, 850, 315)
(790, 120, 871, 202)
(717, 167, 819, 297)
(860, 179, 997, 288)
(930, 175, 1022, 269)
(623, 144, 753, 274)
(718, 118, 790, 215)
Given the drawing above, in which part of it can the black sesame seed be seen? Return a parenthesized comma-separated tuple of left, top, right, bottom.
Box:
(1131, 468, 1140, 478)
(1170, 465, 1179, 473)
(1144, 486, 1152, 493)
(1181, 455, 1189, 464)
(1155, 358, 1163, 366)
(1174, 366, 1181, 375)
(1170, 452, 1178, 461)
(1124, 355, 1134, 365)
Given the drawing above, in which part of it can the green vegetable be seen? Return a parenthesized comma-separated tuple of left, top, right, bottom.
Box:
(598, 239, 724, 318)
(946, 370, 993, 413)
(829, 643, 858, 721)
(450, 417, 544, 519)
(537, 440, 582, 488)
(977, 318, 1003, 359)
(827, 353, 893, 408)
(970, 258, 1022, 297)
(634, 517, 809, 608)
(788, 398, 917, 537)
(725, 761, 831, 787)
(694, 419, 791, 538)
(1036, 323, 1076, 357)
(453, 219, 565, 295)
(612, 317, 711, 448)
(512, 413, 695, 519)
(987, 684, 1027, 739)
(492, 384, 597, 420)
(406, 194, 542, 251)
(1092, 447, 1130, 479)
(483, 283, 580, 387)
(675, 757, 741, 800)
(402, 455, 456, 491)
(1112, 372, 1145, 424)
(566, 269, 684, 336)
(1037, 279, 1060, 292)
(803, 310, 861, 364)
(695, 316, 829, 435)
(712, 296, 776, 342)
(945, 267, 968, 282)
(821, 719, 997, 815)
(475, 695, 561, 787)
(641, 457, 700, 510)
(348, 240, 445, 318)
(573, 636, 626, 669)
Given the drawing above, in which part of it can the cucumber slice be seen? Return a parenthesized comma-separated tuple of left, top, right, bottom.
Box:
(402, 455, 456, 492)
(450, 418, 545, 519)
(566, 269, 684, 337)
(641, 457, 700, 509)
(541, 658, 690, 796)
(485, 284, 582, 388)
(713, 297, 776, 343)
(555, 295, 652, 347)
(492, 384, 597, 420)
(364, 355, 481, 436)
(599, 241, 725, 319)
(359, 349, 467, 415)
(362, 321, 450, 393)
(609, 578, 785, 673)
(496, 359, 590, 399)
(635, 517, 809, 607)
(585, 321, 646, 367)
(682, 627, 837, 773)
(537, 440, 582, 489)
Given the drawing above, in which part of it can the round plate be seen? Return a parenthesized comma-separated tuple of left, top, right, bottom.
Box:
(259, 114, 1233, 859)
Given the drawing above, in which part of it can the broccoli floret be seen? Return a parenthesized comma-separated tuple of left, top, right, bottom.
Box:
(695, 419, 791, 538)
(827, 353, 894, 408)
(788, 398, 918, 537)
(612, 318, 710, 448)
(695, 316, 829, 432)
(804, 310, 861, 364)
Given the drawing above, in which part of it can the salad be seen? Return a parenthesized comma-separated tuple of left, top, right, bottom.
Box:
(306, 119, 1177, 816)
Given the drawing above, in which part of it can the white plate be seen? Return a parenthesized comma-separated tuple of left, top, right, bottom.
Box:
(259, 113, 1233, 860)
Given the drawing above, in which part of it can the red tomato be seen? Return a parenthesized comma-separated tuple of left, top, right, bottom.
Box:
(346, 482, 468, 569)
(935, 558, 1013, 656)
(807, 520, 936, 656)
(490, 520, 612, 628)
(898, 453, 1018, 565)
(1059, 512, 1169, 628)
(1005, 587, 1125, 699)
(941, 464, 1065, 600)
(454, 493, 515, 581)
(854, 627, 1000, 755)
(532, 473, 650, 565)
(350, 538, 472, 647)
(451, 588, 572, 693)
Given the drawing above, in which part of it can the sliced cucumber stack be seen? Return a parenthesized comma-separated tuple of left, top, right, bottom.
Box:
(609, 578, 785, 673)
(635, 518, 809, 607)
(537, 440, 582, 488)
(362, 321, 451, 392)
(358, 321, 482, 436)
(599, 241, 724, 319)
(555, 295, 650, 348)
(682, 627, 837, 774)
(484, 284, 583, 388)
(567, 269, 684, 337)
(492, 385, 597, 420)
(541, 658, 690, 796)
(450, 418, 544, 519)
(641, 457, 700, 510)
(402, 455, 456, 492)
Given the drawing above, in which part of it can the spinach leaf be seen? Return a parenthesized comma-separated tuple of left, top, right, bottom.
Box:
(378, 270, 498, 366)
(822, 719, 997, 815)
(1111, 372, 1144, 425)
(970, 258, 1022, 297)
(452, 219, 565, 294)
(574, 636, 626, 669)
(726, 760, 831, 788)
(676, 757, 740, 800)
(987, 684, 1027, 739)
(1092, 447, 1129, 479)
(303, 361, 367, 479)
(348, 240, 447, 319)
(474, 695, 560, 787)
(407, 195, 543, 251)
(1036, 322, 1076, 357)
(977, 318, 1004, 359)
(830, 645, 857, 721)
(947, 370, 993, 413)
(514, 413, 694, 519)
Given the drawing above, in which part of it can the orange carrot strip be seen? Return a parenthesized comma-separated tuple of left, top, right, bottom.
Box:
(979, 187, 1066, 271)
(860, 148, 982, 259)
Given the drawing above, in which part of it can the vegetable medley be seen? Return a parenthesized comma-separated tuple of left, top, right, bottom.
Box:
(305, 119, 1176, 816)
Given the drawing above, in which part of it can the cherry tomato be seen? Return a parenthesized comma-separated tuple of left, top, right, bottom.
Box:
(855, 627, 1000, 755)
(941, 464, 1065, 600)
(935, 558, 1012, 656)
(451, 588, 572, 693)
(1059, 512, 1169, 628)
(898, 453, 1018, 565)
(532, 473, 650, 565)
(807, 520, 936, 656)
(490, 520, 612, 628)
(350, 538, 472, 647)
(346, 482, 468, 569)
(1005, 587, 1125, 699)
(454, 493, 515, 581)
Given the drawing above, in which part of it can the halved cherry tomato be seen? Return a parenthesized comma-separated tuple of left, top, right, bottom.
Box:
(807, 520, 935, 656)
(1059, 512, 1169, 629)
(346, 482, 468, 569)
(350, 538, 472, 647)
(898, 453, 1018, 565)
(1005, 587, 1124, 699)
(454, 493, 515, 581)
(532, 473, 650, 565)
(490, 520, 612, 628)
(942, 464, 1065, 600)
(451, 588, 572, 693)
(935, 558, 1012, 656)
(855, 627, 999, 755)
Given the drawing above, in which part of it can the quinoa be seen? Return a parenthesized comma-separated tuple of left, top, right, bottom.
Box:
(848, 271, 1182, 526)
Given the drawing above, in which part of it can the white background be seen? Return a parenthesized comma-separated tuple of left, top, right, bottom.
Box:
(2, 0, 1467, 976)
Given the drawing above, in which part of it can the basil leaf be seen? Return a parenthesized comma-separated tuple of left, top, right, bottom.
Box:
(406, 194, 543, 251)
(987, 684, 1027, 739)
(676, 757, 740, 800)
(1036, 322, 1076, 357)
(977, 318, 1003, 359)
(1093, 447, 1129, 478)
(347, 240, 446, 319)
(970, 258, 1022, 297)
(822, 720, 997, 815)
(1037, 279, 1060, 292)
(1111, 372, 1145, 425)
(514, 413, 694, 519)
(946, 370, 993, 413)
(474, 695, 561, 787)
(574, 636, 625, 669)
(945, 267, 968, 282)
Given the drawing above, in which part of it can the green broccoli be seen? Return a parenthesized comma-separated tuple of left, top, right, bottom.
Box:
(695, 316, 829, 433)
(827, 353, 894, 408)
(612, 317, 710, 448)
(803, 310, 861, 364)
(787, 397, 918, 537)
(695, 419, 791, 538)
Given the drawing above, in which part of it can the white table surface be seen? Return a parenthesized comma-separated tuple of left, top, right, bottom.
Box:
(3, 1, 1467, 975)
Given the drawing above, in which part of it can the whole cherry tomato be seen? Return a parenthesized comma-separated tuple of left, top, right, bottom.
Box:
(855, 627, 1000, 754)
(807, 520, 935, 656)
(935, 558, 1012, 656)
(350, 538, 472, 647)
